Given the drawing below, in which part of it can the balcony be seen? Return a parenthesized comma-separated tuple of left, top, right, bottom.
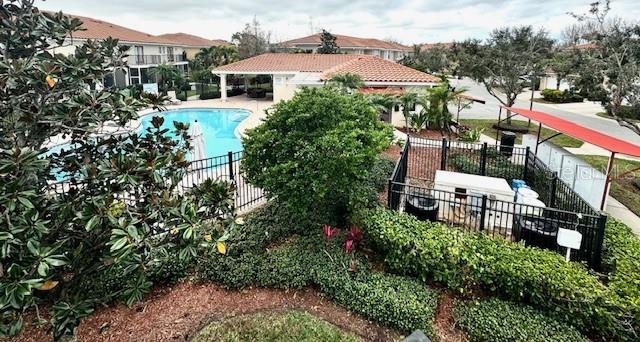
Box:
(129, 54, 186, 65)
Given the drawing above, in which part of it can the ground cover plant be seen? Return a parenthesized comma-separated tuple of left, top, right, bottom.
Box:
(360, 208, 640, 340)
(193, 311, 361, 342)
(454, 298, 589, 342)
(194, 203, 440, 336)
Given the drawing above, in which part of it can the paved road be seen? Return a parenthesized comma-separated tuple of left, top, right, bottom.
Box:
(449, 78, 640, 145)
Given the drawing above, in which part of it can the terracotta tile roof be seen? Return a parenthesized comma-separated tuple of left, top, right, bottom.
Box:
(214, 53, 359, 73)
(157, 33, 229, 47)
(283, 34, 412, 52)
(214, 53, 439, 84)
(69, 15, 177, 45)
(321, 56, 441, 83)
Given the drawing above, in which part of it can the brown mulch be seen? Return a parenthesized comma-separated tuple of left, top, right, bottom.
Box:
(433, 292, 468, 342)
(395, 127, 455, 140)
(15, 282, 402, 342)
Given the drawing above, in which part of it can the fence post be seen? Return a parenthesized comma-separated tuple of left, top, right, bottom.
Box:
(227, 151, 235, 181)
(480, 142, 488, 176)
(479, 194, 488, 231)
(549, 172, 558, 207)
(387, 179, 393, 209)
(592, 213, 607, 269)
(523, 146, 530, 181)
(440, 138, 447, 170)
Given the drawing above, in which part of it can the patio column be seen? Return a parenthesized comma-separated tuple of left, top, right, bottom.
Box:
(220, 73, 227, 101)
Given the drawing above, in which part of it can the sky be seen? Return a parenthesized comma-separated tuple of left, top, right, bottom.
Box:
(38, 0, 640, 44)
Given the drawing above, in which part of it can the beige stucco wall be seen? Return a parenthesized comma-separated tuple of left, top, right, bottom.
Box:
(273, 75, 300, 103)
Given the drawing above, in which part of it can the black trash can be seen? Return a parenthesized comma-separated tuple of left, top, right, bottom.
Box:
(405, 194, 439, 222)
(499, 131, 516, 157)
(515, 215, 559, 251)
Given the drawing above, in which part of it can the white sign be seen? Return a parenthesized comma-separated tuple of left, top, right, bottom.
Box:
(557, 228, 582, 250)
(557, 228, 583, 262)
(142, 83, 159, 95)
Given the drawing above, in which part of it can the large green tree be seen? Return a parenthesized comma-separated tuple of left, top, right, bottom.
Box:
(571, 0, 640, 134)
(231, 17, 271, 59)
(241, 87, 393, 224)
(0, 1, 227, 338)
(454, 26, 554, 123)
(317, 29, 339, 54)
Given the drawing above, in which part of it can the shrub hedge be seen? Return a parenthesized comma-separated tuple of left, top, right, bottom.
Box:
(195, 231, 438, 335)
(454, 298, 589, 342)
(361, 208, 636, 340)
(541, 89, 584, 103)
(602, 219, 640, 336)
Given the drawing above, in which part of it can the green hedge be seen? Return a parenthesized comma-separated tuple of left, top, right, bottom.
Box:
(361, 208, 632, 339)
(454, 298, 589, 342)
(541, 89, 584, 103)
(195, 233, 438, 335)
(602, 219, 640, 335)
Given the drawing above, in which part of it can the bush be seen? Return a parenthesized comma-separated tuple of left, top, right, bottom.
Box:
(606, 104, 640, 120)
(454, 298, 589, 342)
(195, 232, 438, 335)
(175, 92, 187, 101)
(242, 87, 393, 224)
(602, 219, 640, 335)
(199, 91, 221, 100)
(367, 156, 396, 193)
(360, 208, 629, 339)
(540, 89, 584, 103)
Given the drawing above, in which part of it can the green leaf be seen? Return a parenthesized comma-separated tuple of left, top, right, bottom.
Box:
(37, 262, 49, 276)
(109, 237, 129, 252)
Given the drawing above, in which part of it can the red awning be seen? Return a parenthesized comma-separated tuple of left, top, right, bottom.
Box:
(502, 106, 640, 157)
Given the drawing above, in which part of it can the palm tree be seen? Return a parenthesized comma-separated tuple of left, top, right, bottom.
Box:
(328, 73, 364, 93)
(399, 91, 419, 131)
(367, 93, 400, 121)
(149, 63, 180, 93)
(425, 83, 468, 136)
(195, 45, 239, 69)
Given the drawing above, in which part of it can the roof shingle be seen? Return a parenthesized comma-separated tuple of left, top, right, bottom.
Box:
(157, 33, 229, 47)
(213, 53, 439, 84)
(283, 34, 412, 52)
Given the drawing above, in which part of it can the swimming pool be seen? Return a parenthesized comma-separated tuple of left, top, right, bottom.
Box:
(140, 108, 250, 159)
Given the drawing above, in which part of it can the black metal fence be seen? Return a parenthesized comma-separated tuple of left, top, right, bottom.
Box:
(388, 137, 607, 268)
(49, 151, 265, 212)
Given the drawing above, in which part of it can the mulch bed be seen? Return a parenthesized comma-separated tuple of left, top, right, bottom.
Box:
(395, 127, 454, 140)
(433, 292, 468, 342)
(15, 282, 401, 342)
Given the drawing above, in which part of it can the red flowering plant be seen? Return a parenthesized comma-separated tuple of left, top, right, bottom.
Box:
(322, 224, 339, 248)
(345, 226, 363, 271)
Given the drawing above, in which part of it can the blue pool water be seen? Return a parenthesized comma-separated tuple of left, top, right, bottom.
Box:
(140, 108, 250, 159)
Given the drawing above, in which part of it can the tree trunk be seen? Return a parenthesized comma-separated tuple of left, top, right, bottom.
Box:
(556, 76, 561, 90)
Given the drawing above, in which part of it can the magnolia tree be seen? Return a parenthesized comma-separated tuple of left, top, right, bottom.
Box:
(0, 1, 231, 338)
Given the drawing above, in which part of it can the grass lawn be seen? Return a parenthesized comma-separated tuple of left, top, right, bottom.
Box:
(578, 155, 640, 216)
(459, 119, 584, 148)
(193, 311, 361, 342)
(595, 112, 640, 123)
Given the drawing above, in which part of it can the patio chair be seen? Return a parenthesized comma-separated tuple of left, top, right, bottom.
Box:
(166, 91, 182, 105)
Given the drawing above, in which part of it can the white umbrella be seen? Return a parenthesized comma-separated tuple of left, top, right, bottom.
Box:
(190, 121, 206, 162)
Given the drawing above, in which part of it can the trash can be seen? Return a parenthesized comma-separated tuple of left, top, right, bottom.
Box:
(405, 194, 439, 222)
(499, 131, 516, 157)
(514, 215, 558, 251)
